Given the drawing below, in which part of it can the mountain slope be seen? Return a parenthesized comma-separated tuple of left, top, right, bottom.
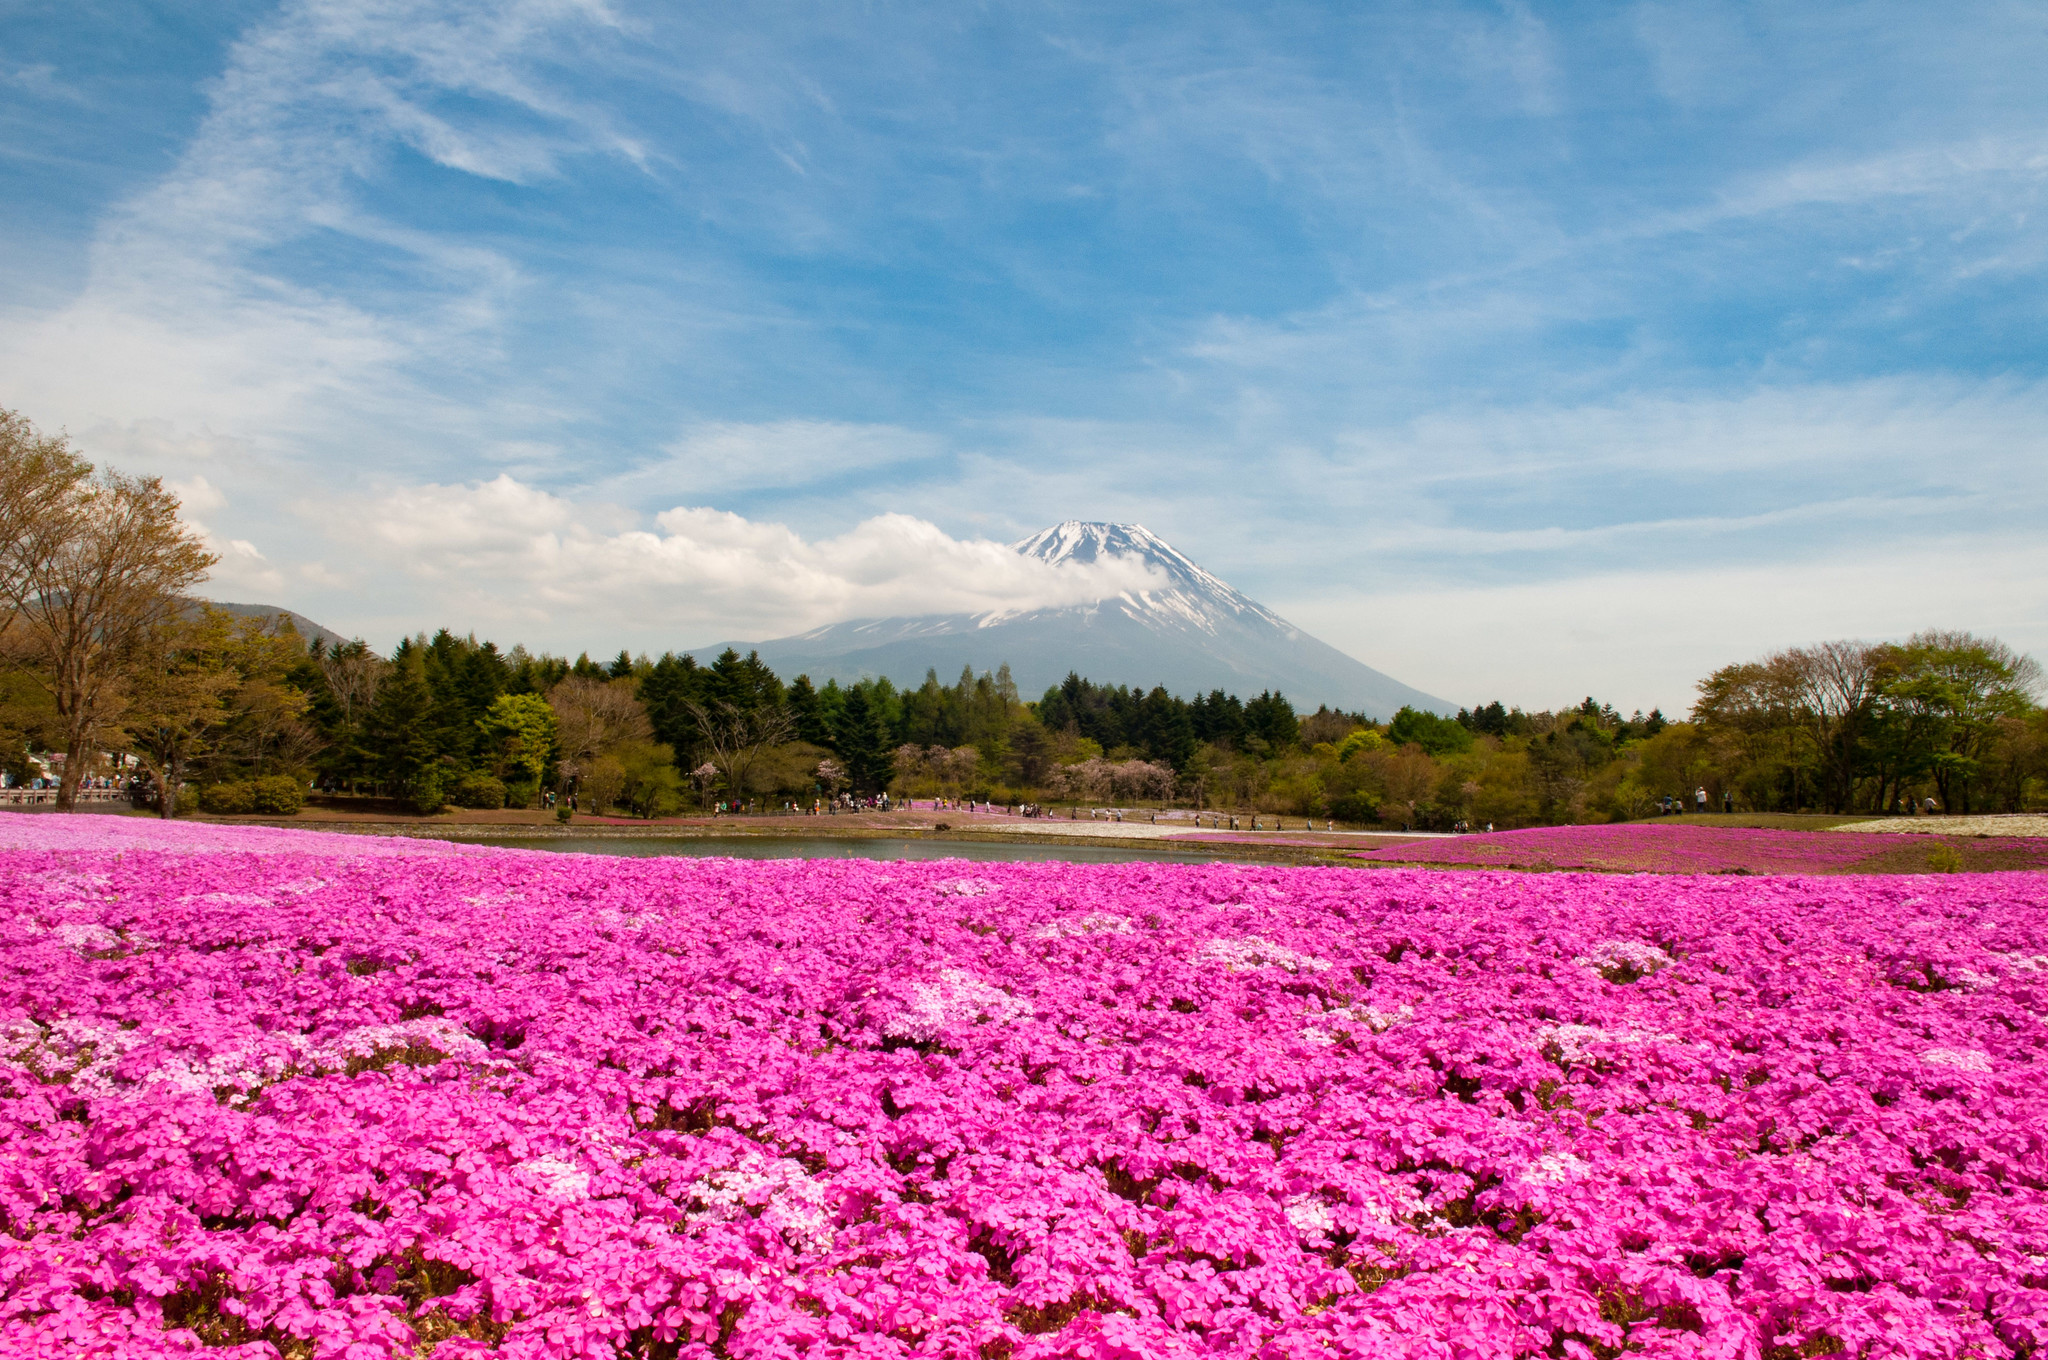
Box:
(191, 600, 349, 650)
(706, 522, 1454, 718)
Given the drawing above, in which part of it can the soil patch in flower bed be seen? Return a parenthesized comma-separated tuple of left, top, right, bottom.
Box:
(4, 812, 2047, 1358)
(1348, 821, 2048, 875)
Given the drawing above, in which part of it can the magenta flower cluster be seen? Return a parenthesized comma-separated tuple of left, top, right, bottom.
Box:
(1349, 823, 2048, 875)
(4, 814, 2047, 1359)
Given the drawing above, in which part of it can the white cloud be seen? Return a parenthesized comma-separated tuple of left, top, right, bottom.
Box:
(1279, 533, 2048, 715)
(178, 499, 289, 601)
(168, 474, 228, 515)
(0, 0, 633, 501)
(350, 474, 1169, 641)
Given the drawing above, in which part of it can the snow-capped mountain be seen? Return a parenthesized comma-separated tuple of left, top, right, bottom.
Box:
(706, 522, 1453, 718)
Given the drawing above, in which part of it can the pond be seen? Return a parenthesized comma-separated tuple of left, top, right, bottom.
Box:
(477, 835, 1229, 864)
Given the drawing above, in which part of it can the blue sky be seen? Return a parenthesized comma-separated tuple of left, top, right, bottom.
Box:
(2, 0, 2045, 709)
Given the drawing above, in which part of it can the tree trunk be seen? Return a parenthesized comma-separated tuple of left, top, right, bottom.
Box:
(57, 738, 85, 811)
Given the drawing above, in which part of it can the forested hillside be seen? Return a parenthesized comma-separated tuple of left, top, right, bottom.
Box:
(56, 620, 2039, 828)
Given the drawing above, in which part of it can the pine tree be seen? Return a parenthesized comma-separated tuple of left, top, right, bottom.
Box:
(786, 674, 831, 745)
(834, 684, 895, 794)
(365, 650, 444, 810)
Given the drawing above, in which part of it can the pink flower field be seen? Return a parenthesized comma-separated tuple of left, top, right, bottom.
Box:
(1347, 823, 2048, 876)
(4, 814, 2048, 1360)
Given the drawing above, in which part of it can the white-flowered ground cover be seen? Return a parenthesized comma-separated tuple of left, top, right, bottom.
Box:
(2, 817, 2047, 1359)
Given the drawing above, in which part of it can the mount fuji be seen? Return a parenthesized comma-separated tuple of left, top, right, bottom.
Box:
(704, 522, 1453, 718)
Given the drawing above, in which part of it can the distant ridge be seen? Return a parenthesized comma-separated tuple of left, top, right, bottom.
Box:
(194, 600, 349, 650)
(700, 522, 1453, 718)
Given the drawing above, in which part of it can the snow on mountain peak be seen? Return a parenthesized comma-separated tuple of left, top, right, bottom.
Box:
(716, 519, 1455, 716)
(1008, 521, 1286, 632)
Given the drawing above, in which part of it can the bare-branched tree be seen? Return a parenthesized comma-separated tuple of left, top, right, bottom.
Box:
(0, 412, 215, 808)
(317, 640, 387, 731)
(684, 698, 794, 801)
(549, 675, 653, 783)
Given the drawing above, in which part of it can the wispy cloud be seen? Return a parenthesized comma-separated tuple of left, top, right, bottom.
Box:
(608, 420, 944, 501)
(1, 1, 2043, 697)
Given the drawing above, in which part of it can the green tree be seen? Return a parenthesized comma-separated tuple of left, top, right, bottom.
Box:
(615, 739, 683, 818)
(306, 639, 388, 791)
(1878, 631, 2042, 813)
(1386, 706, 1470, 756)
(477, 693, 558, 790)
(121, 610, 239, 817)
(1138, 684, 1197, 769)
(364, 650, 444, 811)
(639, 652, 707, 758)
(1243, 690, 1300, 751)
(786, 674, 831, 745)
(834, 683, 895, 794)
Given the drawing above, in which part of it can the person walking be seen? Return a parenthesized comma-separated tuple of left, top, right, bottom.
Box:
(1694, 786, 1708, 815)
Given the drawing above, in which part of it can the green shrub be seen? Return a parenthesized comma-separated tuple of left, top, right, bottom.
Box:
(502, 778, 539, 810)
(248, 775, 305, 816)
(1386, 706, 1474, 756)
(1326, 791, 1378, 825)
(199, 781, 255, 815)
(406, 770, 446, 816)
(1927, 843, 1965, 874)
(449, 773, 508, 809)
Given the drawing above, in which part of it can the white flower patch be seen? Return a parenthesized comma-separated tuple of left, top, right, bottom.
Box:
(1358, 1181, 1426, 1228)
(517, 1155, 592, 1201)
(184, 892, 273, 910)
(936, 877, 998, 897)
(39, 873, 113, 904)
(7, 1019, 149, 1097)
(1540, 1023, 1679, 1065)
(1198, 936, 1332, 974)
(144, 1040, 309, 1099)
(1285, 1194, 1336, 1239)
(690, 1151, 833, 1250)
(271, 877, 329, 896)
(1921, 1047, 1992, 1072)
(317, 1017, 487, 1068)
(1301, 1002, 1413, 1045)
(1573, 940, 1674, 980)
(885, 969, 1033, 1042)
(1030, 912, 1134, 940)
(53, 921, 121, 951)
(1521, 1152, 1590, 1186)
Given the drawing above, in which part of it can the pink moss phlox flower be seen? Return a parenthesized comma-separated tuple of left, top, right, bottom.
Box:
(1349, 821, 2048, 874)
(0, 812, 2044, 1357)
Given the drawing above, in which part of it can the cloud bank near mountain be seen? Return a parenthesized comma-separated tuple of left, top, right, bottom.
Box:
(350, 476, 1169, 640)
